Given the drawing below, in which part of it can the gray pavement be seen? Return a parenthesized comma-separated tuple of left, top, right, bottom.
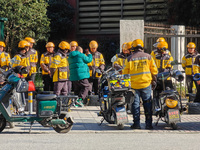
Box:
(2, 104, 200, 134)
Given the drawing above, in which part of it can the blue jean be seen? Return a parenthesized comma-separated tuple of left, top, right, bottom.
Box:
(132, 85, 152, 126)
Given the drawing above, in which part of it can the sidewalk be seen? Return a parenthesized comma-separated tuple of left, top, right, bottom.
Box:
(2, 105, 200, 134)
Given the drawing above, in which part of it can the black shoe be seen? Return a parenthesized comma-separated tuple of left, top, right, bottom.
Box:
(145, 125, 153, 130)
(130, 124, 141, 129)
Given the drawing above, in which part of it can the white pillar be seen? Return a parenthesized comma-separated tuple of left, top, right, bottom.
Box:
(171, 25, 185, 71)
(120, 20, 144, 52)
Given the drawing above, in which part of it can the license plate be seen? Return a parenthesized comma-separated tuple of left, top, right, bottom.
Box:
(167, 109, 180, 124)
(116, 111, 128, 124)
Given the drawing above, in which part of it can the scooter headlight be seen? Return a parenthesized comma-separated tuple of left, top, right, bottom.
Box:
(165, 98, 178, 108)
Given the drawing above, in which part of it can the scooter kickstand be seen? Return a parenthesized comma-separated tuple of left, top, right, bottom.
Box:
(155, 117, 160, 126)
(99, 118, 104, 126)
(29, 121, 34, 134)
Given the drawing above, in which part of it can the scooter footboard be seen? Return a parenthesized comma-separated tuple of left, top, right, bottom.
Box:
(114, 106, 128, 124)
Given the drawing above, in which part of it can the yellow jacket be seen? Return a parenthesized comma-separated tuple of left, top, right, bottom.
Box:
(12, 53, 30, 77)
(151, 49, 171, 60)
(113, 52, 130, 74)
(124, 50, 158, 89)
(40, 51, 54, 75)
(27, 48, 38, 75)
(182, 52, 199, 75)
(151, 51, 173, 73)
(50, 50, 69, 82)
(0, 52, 10, 71)
(87, 51, 105, 78)
(193, 55, 200, 74)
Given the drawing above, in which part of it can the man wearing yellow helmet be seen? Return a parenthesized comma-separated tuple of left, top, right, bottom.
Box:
(182, 42, 199, 97)
(113, 42, 131, 73)
(24, 37, 38, 82)
(124, 39, 158, 130)
(40, 42, 55, 91)
(50, 41, 71, 95)
(151, 37, 171, 60)
(0, 41, 10, 86)
(12, 40, 30, 78)
(87, 40, 105, 95)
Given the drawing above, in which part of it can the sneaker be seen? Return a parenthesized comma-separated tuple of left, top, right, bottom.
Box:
(145, 125, 153, 130)
(130, 124, 141, 129)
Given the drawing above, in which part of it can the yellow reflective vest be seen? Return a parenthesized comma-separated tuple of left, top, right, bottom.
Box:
(50, 50, 69, 82)
(12, 53, 30, 77)
(124, 50, 158, 89)
(87, 51, 105, 78)
(0, 52, 10, 71)
(40, 51, 54, 75)
(27, 48, 38, 76)
(193, 55, 200, 74)
(182, 52, 199, 75)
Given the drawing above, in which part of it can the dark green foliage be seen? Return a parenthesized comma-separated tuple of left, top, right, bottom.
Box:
(0, 0, 50, 54)
(47, 0, 75, 41)
(168, 0, 200, 26)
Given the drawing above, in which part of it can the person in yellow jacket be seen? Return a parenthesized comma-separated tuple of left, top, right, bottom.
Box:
(182, 42, 199, 95)
(87, 40, 105, 95)
(12, 40, 30, 78)
(113, 42, 131, 73)
(151, 37, 171, 60)
(24, 37, 38, 82)
(50, 41, 70, 96)
(124, 39, 158, 130)
(0, 41, 10, 85)
(40, 42, 55, 91)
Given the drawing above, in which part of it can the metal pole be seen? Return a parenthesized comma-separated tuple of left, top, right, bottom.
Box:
(28, 92, 33, 114)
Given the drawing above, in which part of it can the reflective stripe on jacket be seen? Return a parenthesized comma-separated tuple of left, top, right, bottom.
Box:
(182, 53, 199, 75)
(12, 53, 30, 77)
(113, 52, 130, 74)
(124, 50, 158, 89)
(50, 49, 69, 82)
(87, 51, 105, 78)
(27, 48, 38, 75)
(40, 51, 54, 75)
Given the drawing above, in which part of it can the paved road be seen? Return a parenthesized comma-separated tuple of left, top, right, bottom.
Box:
(1, 105, 200, 150)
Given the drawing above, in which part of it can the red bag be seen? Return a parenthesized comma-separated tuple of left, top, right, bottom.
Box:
(28, 81, 35, 91)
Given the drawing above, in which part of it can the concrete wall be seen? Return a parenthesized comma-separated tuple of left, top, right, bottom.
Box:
(120, 20, 144, 51)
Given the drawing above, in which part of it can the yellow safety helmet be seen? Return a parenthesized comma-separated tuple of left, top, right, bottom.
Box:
(122, 42, 127, 50)
(70, 41, 78, 47)
(0, 41, 6, 47)
(46, 42, 55, 48)
(18, 40, 30, 48)
(157, 41, 168, 49)
(89, 40, 98, 49)
(156, 37, 165, 43)
(187, 42, 196, 49)
(132, 39, 144, 48)
(124, 41, 133, 51)
(24, 37, 35, 43)
(59, 41, 70, 50)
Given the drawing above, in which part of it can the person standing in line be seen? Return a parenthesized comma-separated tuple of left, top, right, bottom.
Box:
(87, 40, 105, 95)
(50, 41, 71, 96)
(124, 39, 158, 130)
(24, 37, 38, 82)
(40, 42, 55, 91)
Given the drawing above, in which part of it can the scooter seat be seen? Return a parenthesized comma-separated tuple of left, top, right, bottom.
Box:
(36, 94, 57, 101)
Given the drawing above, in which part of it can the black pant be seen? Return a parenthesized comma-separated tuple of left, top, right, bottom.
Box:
(88, 78, 99, 95)
(186, 75, 198, 93)
(42, 75, 54, 91)
(73, 78, 91, 99)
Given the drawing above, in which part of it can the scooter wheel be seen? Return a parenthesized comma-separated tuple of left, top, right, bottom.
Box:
(117, 123, 124, 130)
(53, 123, 73, 133)
(171, 123, 178, 130)
(0, 116, 6, 133)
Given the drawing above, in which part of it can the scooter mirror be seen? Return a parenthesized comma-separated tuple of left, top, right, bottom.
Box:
(111, 55, 117, 63)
